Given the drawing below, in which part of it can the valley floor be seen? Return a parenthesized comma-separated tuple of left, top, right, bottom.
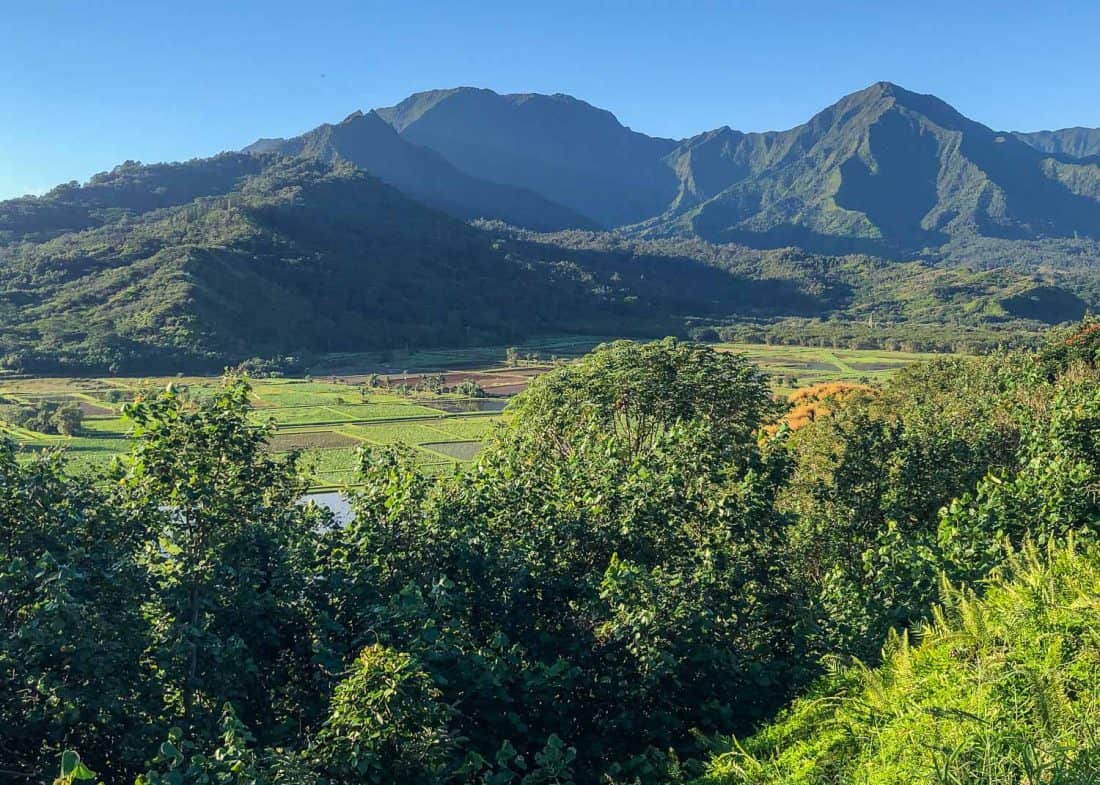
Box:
(0, 342, 950, 489)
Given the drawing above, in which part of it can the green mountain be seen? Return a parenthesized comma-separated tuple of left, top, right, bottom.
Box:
(638, 82, 1100, 255)
(1013, 126, 1100, 158)
(367, 82, 1100, 258)
(376, 87, 680, 227)
(1, 150, 1079, 373)
(0, 155, 677, 373)
(244, 109, 593, 231)
(2, 82, 1098, 372)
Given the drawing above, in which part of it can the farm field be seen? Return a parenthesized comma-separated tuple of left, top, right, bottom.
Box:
(0, 342, 950, 488)
(0, 373, 522, 489)
(714, 342, 952, 393)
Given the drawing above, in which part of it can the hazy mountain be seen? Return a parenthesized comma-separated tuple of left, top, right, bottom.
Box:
(244, 109, 594, 231)
(636, 82, 1100, 255)
(376, 87, 680, 227)
(362, 82, 1100, 257)
(1013, 127, 1100, 159)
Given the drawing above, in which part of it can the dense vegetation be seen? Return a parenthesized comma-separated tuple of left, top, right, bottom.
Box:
(0, 156, 675, 374)
(701, 541, 1100, 784)
(9, 324, 1100, 784)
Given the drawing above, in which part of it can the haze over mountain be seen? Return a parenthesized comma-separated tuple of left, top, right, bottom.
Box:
(244, 109, 594, 231)
(375, 88, 680, 227)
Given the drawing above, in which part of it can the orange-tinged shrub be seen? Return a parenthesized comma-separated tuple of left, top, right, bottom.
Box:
(767, 382, 874, 434)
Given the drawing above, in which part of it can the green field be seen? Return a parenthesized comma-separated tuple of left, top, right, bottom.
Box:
(0, 343, 949, 488)
(715, 343, 950, 393)
(0, 375, 508, 489)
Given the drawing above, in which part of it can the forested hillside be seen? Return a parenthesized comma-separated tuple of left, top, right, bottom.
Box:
(10, 324, 1100, 785)
(3, 153, 1085, 374)
(4, 80, 1100, 374)
(0, 156, 696, 373)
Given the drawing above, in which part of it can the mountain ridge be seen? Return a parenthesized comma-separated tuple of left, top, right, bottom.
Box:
(286, 80, 1100, 256)
(243, 107, 595, 231)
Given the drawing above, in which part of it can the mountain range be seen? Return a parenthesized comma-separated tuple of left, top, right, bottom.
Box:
(255, 81, 1100, 257)
(1, 81, 1098, 372)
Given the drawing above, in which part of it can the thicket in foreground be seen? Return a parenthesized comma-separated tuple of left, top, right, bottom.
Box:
(9, 326, 1100, 784)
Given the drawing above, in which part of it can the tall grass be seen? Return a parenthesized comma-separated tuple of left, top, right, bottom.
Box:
(701, 536, 1100, 785)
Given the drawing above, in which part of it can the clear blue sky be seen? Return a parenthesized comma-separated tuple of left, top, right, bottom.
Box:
(3, 0, 1099, 199)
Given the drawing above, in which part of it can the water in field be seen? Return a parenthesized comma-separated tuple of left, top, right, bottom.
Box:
(302, 491, 353, 525)
(421, 398, 509, 413)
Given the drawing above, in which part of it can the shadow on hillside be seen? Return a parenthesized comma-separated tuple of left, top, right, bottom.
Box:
(501, 234, 850, 319)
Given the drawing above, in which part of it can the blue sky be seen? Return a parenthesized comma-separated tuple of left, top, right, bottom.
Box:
(3, 0, 1099, 199)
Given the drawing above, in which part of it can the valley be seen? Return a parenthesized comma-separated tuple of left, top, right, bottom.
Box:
(0, 342, 943, 488)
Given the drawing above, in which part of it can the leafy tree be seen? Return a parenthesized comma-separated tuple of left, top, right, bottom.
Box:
(137, 704, 264, 785)
(112, 378, 327, 743)
(0, 443, 151, 781)
(311, 645, 455, 784)
(499, 337, 780, 463)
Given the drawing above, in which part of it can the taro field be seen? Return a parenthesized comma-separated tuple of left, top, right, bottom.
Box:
(714, 343, 950, 394)
(0, 342, 945, 488)
(0, 365, 552, 490)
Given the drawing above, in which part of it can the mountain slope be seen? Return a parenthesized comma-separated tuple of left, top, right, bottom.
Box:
(376, 87, 680, 227)
(244, 110, 594, 231)
(1013, 127, 1100, 158)
(0, 156, 646, 372)
(637, 82, 1100, 256)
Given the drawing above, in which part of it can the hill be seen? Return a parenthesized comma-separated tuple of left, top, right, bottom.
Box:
(0, 148, 1088, 374)
(0, 155, 670, 373)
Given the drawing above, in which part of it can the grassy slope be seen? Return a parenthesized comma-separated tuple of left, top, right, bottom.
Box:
(700, 539, 1100, 785)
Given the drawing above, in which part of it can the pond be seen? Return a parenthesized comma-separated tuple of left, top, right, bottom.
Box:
(302, 491, 353, 525)
(421, 398, 509, 413)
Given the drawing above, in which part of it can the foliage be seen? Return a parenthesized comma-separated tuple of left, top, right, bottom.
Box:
(0, 442, 151, 778)
(112, 377, 327, 739)
(0, 399, 84, 434)
(10, 329, 1100, 785)
(499, 337, 780, 462)
(311, 644, 455, 783)
(700, 539, 1100, 785)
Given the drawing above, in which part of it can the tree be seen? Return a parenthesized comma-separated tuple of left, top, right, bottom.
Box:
(113, 377, 325, 742)
(54, 402, 84, 435)
(497, 338, 780, 463)
(0, 443, 151, 781)
(312, 645, 455, 784)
